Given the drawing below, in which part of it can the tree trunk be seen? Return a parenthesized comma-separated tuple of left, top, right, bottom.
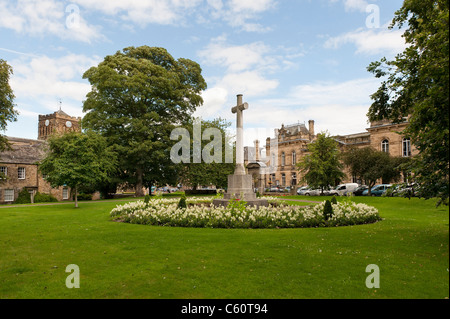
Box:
(74, 186, 78, 208)
(135, 167, 144, 197)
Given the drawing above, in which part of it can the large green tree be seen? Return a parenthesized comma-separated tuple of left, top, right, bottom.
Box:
(174, 118, 235, 190)
(82, 46, 207, 196)
(297, 132, 345, 194)
(367, 0, 449, 204)
(342, 147, 406, 195)
(39, 131, 117, 208)
(0, 59, 18, 153)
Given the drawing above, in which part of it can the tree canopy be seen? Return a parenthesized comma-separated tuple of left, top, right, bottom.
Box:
(297, 132, 345, 194)
(0, 59, 18, 153)
(342, 147, 406, 195)
(82, 46, 207, 196)
(39, 131, 117, 207)
(367, 0, 449, 204)
(174, 118, 235, 190)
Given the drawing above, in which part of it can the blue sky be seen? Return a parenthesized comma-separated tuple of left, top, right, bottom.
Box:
(1, 0, 406, 146)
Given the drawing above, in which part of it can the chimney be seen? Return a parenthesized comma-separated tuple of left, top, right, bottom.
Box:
(308, 120, 315, 137)
(254, 140, 260, 162)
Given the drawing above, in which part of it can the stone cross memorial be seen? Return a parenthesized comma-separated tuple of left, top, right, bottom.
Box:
(213, 94, 269, 208)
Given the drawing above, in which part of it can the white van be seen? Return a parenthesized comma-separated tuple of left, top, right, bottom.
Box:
(329, 183, 359, 196)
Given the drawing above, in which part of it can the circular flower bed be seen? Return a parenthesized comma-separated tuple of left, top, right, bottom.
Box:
(110, 197, 381, 229)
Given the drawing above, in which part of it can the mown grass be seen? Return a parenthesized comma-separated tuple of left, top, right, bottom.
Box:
(0, 196, 448, 299)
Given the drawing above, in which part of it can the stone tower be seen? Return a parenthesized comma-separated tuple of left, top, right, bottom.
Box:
(38, 109, 82, 140)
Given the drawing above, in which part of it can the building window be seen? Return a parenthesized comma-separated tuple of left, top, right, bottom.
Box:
(281, 174, 286, 186)
(402, 138, 412, 157)
(271, 153, 276, 167)
(18, 167, 26, 180)
(381, 139, 389, 153)
(292, 151, 297, 165)
(0, 166, 7, 179)
(63, 188, 69, 200)
(281, 152, 285, 167)
(4, 189, 14, 202)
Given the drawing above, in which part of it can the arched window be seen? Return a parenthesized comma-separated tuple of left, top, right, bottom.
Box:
(402, 138, 411, 157)
(381, 139, 389, 153)
(292, 151, 297, 165)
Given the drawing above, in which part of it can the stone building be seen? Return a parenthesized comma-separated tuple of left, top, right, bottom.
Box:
(0, 110, 81, 204)
(245, 117, 417, 189)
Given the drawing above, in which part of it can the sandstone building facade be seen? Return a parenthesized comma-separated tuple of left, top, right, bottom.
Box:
(0, 110, 81, 204)
(246, 118, 417, 189)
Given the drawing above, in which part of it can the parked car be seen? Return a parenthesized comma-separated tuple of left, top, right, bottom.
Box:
(352, 185, 369, 196)
(304, 188, 332, 196)
(362, 184, 392, 196)
(329, 183, 359, 196)
(297, 186, 309, 195)
(388, 183, 419, 198)
(304, 188, 320, 196)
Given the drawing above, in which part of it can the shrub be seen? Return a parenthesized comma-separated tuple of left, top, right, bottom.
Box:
(34, 192, 58, 203)
(177, 195, 187, 209)
(15, 188, 32, 204)
(323, 200, 333, 221)
(144, 194, 151, 205)
(331, 196, 338, 205)
(77, 193, 93, 201)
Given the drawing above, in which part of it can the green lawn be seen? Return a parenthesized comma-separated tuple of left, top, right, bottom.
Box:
(0, 197, 448, 299)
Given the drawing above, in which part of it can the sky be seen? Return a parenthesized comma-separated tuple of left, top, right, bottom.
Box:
(0, 0, 407, 146)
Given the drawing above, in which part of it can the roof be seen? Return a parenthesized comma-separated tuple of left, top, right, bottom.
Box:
(0, 137, 48, 165)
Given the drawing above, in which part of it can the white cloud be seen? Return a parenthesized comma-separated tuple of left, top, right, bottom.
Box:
(0, 0, 103, 43)
(242, 77, 380, 141)
(324, 27, 406, 55)
(10, 54, 100, 103)
(195, 87, 229, 119)
(198, 37, 275, 73)
(343, 0, 370, 12)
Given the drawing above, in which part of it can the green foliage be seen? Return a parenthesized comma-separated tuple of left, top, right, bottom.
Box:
(82, 46, 207, 196)
(15, 188, 31, 204)
(33, 192, 58, 203)
(144, 194, 151, 206)
(331, 196, 337, 205)
(39, 131, 117, 207)
(0, 59, 18, 152)
(297, 132, 345, 193)
(323, 200, 333, 221)
(342, 147, 404, 194)
(228, 196, 248, 213)
(15, 189, 59, 204)
(367, 0, 449, 203)
(178, 118, 235, 190)
(77, 193, 93, 201)
(177, 195, 187, 209)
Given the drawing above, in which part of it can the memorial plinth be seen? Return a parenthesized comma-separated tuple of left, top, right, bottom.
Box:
(213, 94, 269, 208)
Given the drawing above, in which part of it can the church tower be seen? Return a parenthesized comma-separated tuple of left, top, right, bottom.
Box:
(38, 109, 81, 140)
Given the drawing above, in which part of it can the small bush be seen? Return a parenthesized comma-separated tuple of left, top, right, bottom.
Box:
(77, 193, 93, 201)
(331, 196, 337, 204)
(34, 192, 58, 203)
(15, 188, 31, 204)
(323, 200, 333, 221)
(144, 194, 151, 205)
(177, 195, 187, 209)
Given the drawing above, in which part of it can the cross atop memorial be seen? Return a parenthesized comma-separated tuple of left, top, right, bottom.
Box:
(213, 94, 268, 208)
(232, 94, 248, 175)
